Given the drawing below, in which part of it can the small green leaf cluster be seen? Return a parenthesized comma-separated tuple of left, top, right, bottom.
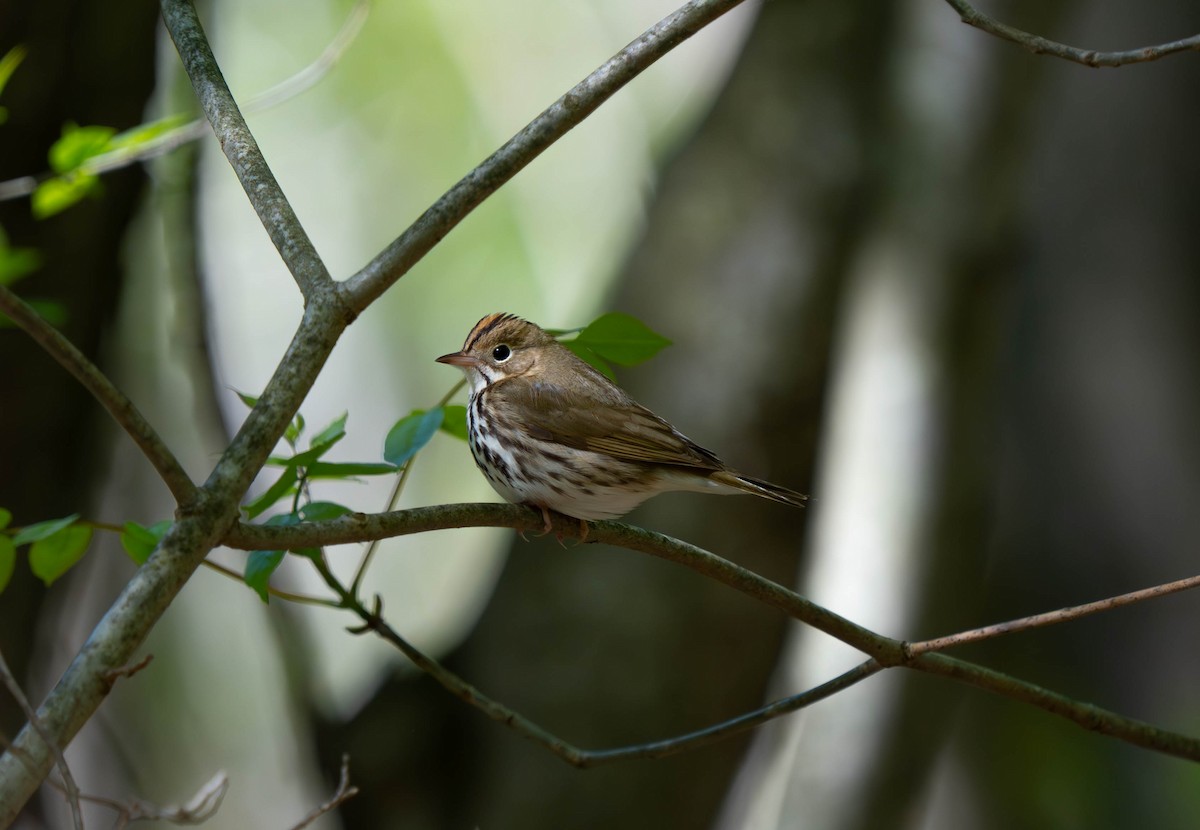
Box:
(0, 511, 174, 594)
(237, 400, 467, 602)
(550, 312, 672, 379)
(32, 116, 189, 218)
(0, 511, 91, 592)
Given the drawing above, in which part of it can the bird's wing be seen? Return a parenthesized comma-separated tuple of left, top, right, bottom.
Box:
(494, 377, 724, 470)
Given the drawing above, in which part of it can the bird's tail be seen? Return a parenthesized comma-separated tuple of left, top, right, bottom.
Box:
(712, 471, 808, 508)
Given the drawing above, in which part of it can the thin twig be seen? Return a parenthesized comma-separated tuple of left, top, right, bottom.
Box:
(0, 283, 197, 505)
(160, 0, 334, 299)
(0, 648, 83, 829)
(350, 377, 465, 595)
(908, 572, 1200, 655)
(0, 0, 370, 202)
(288, 754, 358, 830)
(313, 549, 882, 767)
(76, 770, 228, 827)
(343, 0, 751, 312)
(944, 0, 1200, 67)
(201, 558, 340, 607)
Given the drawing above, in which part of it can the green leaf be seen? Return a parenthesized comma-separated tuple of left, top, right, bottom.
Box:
(305, 461, 396, 478)
(284, 412, 305, 448)
(120, 520, 171, 565)
(281, 412, 347, 467)
(243, 467, 298, 519)
(563, 340, 616, 381)
(13, 513, 80, 546)
(439, 405, 468, 441)
(48, 123, 116, 173)
(29, 525, 92, 586)
(0, 507, 11, 530)
(310, 412, 348, 448)
(0, 46, 27, 99)
(0, 45, 27, 122)
(32, 173, 102, 219)
(265, 512, 300, 527)
(0, 226, 41, 286)
(244, 549, 285, 603)
(574, 312, 672, 366)
(384, 408, 444, 467)
(299, 501, 351, 522)
(0, 536, 15, 595)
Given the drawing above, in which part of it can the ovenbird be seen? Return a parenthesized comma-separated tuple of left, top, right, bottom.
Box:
(436, 313, 807, 533)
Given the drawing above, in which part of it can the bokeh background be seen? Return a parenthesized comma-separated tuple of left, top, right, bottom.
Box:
(3, 0, 1200, 827)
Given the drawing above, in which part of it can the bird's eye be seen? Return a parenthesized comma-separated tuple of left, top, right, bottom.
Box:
(492, 344, 512, 362)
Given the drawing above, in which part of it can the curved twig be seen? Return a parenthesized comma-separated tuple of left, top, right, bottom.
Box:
(944, 0, 1200, 67)
(0, 283, 197, 504)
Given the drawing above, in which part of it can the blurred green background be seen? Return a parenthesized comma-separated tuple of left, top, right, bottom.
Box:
(3, 0, 1200, 828)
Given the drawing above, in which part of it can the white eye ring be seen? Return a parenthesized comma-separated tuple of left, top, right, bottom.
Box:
(492, 344, 512, 362)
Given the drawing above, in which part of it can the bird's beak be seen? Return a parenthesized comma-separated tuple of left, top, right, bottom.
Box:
(436, 351, 477, 368)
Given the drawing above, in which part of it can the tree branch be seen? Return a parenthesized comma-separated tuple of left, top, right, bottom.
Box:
(0, 283, 197, 505)
(226, 502, 1200, 763)
(160, 0, 334, 299)
(944, 0, 1200, 67)
(342, 0, 751, 313)
(225, 503, 884, 656)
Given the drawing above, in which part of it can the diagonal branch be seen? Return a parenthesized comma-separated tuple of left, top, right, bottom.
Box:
(225, 502, 882, 655)
(944, 0, 1200, 67)
(909, 571, 1200, 654)
(160, 0, 334, 299)
(0, 283, 197, 504)
(343, 0, 751, 313)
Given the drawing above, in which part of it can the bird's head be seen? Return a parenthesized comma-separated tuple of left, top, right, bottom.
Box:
(436, 313, 555, 393)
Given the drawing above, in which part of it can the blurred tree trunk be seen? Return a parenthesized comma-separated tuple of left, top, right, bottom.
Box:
(0, 0, 159, 784)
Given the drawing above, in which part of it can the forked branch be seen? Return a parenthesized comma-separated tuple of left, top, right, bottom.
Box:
(226, 503, 1200, 763)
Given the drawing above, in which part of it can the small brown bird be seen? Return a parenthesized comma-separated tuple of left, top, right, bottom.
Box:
(437, 313, 807, 533)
